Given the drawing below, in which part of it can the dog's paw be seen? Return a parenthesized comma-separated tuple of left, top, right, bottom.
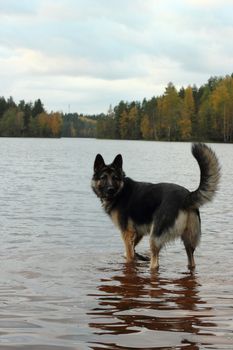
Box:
(135, 252, 150, 261)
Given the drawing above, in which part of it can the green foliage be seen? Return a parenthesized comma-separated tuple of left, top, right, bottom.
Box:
(61, 113, 97, 138)
(0, 108, 24, 136)
(0, 97, 63, 138)
(32, 99, 45, 118)
(95, 74, 233, 143)
(1, 73, 233, 141)
(0, 97, 8, 118)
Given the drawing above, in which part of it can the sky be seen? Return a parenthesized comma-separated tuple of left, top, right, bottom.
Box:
(0, 0, 233, 114)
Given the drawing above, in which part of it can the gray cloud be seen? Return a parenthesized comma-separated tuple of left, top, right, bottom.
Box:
(0, 0, 233, 113)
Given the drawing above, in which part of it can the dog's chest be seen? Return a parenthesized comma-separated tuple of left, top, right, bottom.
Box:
(110, 209, 151, 236)
(110, 210, 120, 228)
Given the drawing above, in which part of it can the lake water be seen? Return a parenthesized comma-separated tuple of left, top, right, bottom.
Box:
(0, 138, 232, 350)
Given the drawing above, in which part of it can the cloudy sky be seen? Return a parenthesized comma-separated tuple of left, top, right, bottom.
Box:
(0, 0, 233, 114)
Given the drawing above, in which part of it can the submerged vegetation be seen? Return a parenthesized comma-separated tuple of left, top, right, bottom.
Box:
(1, 74, 233, 142)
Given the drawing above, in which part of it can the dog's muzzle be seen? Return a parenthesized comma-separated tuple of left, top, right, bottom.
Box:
(105, 186, 115, 197)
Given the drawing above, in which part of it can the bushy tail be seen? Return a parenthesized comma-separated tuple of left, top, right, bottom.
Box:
(185, 143, 221, 209)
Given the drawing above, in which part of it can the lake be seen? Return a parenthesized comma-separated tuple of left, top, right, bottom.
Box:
(0, 138, 232, 349)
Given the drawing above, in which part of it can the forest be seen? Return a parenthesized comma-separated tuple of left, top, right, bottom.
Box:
(0, 74, 233, 142)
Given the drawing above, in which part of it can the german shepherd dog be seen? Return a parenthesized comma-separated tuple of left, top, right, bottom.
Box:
(91, 144, 220, 269)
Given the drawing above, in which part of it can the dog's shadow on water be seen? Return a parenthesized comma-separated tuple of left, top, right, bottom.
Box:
(87, 261, 216, 349)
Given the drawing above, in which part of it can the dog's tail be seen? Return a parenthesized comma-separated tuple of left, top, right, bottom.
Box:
(185, 143, 221, 209)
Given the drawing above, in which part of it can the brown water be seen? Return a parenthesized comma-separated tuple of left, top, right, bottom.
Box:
(0, 138, 232, 349)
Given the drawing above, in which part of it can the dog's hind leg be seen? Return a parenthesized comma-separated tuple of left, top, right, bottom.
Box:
(182, 211, 201, 269)
(183, 243, 195, 269)
(149, 237, 160, 270)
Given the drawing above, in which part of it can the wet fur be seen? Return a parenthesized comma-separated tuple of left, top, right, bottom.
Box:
(91, 144, 220, 269)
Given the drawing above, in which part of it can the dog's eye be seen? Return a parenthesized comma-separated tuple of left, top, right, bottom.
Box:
(112, 175, 120, 181)
(100, 174, 107, 180)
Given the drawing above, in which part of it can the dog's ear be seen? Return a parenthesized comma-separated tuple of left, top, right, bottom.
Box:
(94, 154, 105, 171)
(112, 154, 123, 169)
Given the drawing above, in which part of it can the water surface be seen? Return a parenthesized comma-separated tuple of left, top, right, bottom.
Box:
(0, 138, 232, 349)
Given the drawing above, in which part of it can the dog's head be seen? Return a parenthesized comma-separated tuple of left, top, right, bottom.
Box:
(91, 154, 125, 200)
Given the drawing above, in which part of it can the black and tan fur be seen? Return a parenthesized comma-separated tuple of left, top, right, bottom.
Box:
(91, 143, 220, 269)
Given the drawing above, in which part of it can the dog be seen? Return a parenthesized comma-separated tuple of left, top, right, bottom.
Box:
(91, 143, 220, 269)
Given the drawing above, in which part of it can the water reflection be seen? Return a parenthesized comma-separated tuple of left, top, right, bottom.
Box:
(88, 263, 217, 349)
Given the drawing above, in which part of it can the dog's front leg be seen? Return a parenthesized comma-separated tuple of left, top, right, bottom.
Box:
(121, 230, 136, 262)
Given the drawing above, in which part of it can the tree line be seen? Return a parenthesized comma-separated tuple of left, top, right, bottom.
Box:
(1, 73, 233, 141)
(0, 97, 63, 137)
(96, 74, 233, 142)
